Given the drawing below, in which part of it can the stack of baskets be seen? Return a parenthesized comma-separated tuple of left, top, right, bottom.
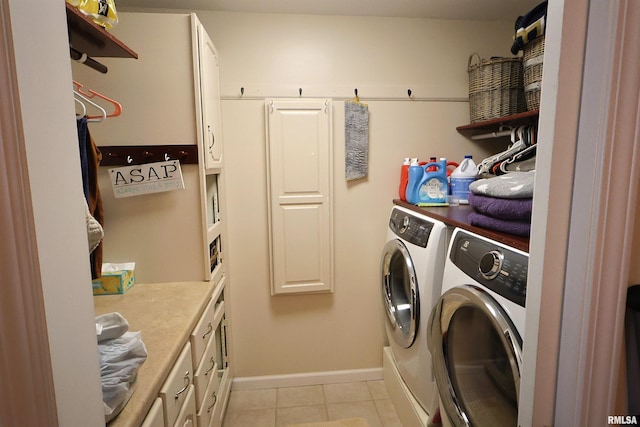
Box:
(523, 35, 545, 110)
(468, 54, 526, 123)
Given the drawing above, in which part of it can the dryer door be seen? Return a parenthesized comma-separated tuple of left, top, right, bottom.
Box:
(380, 239, 418, 348)
(428, 285, 522, 427)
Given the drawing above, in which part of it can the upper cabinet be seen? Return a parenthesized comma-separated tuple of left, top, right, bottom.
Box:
(196, 25, 224, 170)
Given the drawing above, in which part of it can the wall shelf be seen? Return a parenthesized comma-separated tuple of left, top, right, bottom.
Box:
(456, 110, 539, 134)
(66, 3, 138, 59)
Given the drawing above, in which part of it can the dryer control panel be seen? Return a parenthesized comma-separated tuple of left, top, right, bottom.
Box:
(389, 208, 433, 248)
(450, 230, 529, 307)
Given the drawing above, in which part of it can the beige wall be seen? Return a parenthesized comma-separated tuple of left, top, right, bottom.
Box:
(197, 12, 515, 377)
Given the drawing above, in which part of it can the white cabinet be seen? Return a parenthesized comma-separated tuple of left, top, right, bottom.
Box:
(160, 344, 194, 427)
(196, 24, 224, 170)
(265, 99, 334, 294)
(190, 280, 231, 427)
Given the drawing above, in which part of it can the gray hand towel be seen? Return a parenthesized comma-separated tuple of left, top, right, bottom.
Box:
(345, 101, 369, 181)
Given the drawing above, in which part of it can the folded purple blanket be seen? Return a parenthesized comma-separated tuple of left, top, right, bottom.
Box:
(468, 193, 533, 221)
(468, 212, 531, 237)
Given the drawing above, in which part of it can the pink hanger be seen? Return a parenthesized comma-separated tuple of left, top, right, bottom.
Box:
(73, 80, 122, 119)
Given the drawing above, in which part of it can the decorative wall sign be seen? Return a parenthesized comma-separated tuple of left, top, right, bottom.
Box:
(108, 160, 185, 198)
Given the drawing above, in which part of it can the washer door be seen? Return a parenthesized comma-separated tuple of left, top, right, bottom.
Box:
(428, 285, 522, 427)
(380, 239, 418, 348)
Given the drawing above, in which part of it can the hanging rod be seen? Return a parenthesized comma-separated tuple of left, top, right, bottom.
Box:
(70, 47, 108, 74)
(470, 129, 513, 140)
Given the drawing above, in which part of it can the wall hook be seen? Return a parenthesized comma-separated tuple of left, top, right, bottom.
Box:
(164, 153, 170, 161)
(299, 88, 302, 97)
(240, 87, 244, 96)
(408, 89, 412, 98)
(126, 155, 133, 164)
(354, 88, 358, 97)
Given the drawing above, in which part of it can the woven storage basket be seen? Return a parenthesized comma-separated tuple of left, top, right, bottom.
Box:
(523, 36, 545, 110)
(468, 54, 525, 123)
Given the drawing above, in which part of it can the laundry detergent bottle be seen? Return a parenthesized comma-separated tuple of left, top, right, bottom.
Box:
(450, 155, 478, 204)
(405, 158, 424, 204)
(398, 158, 411, 201)
(417, 158, 448, 205)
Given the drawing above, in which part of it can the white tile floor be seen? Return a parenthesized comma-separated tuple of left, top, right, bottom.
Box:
(222, 380, 403, 427)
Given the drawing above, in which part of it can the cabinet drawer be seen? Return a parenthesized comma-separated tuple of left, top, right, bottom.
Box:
(194, 336, 217, 409)
(160, 343, 193, 427)
(141, 398, 165, 427)
(196, 369, 222, 427)
(173, 384, 196, 427)
(190, 297, 215, 368)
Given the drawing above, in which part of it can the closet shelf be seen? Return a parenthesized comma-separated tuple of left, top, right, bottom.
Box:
(456, 110, 539, 134)
(66, 3, 138, 59)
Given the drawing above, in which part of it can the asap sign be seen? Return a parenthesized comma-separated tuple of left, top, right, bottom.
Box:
(109, 160, 185, 198)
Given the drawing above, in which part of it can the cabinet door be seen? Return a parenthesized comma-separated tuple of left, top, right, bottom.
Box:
(266, 99, 334, 294)
(196, 19, 223, 170)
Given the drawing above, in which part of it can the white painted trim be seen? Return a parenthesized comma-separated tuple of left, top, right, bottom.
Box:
(231, 368, 383, 391)
(519, 0, 588, 423)
(0, 1, 58, 425)
(554, 0, 640, 424)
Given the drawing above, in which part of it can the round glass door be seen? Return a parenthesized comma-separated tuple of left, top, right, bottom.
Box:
(429, 285, 522, 427)
(380, 239, 418, 348)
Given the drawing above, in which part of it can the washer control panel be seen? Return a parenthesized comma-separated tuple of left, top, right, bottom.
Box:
(389, 208, 434, 248)
(449, 230, 528, 307)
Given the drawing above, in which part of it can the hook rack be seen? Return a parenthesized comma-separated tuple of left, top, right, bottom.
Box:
(99, 145, 199, 166)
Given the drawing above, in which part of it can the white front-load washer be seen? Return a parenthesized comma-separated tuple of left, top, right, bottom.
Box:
(381, 205, 450, 415)
(428, 228, 528, 427)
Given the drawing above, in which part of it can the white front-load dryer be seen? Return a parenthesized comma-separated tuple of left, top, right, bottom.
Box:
(428, 228, 528, 427)
(381, 205, 450, 414)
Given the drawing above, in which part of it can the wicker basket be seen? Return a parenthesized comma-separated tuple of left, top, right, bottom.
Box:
(468, 54, 525, 123)
(523, 36, 545, 110)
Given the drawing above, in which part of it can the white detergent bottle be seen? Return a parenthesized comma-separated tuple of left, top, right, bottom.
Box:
(450, 155, 478, 204)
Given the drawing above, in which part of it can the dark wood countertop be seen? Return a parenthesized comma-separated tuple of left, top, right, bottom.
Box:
(393, 199, 529, 252)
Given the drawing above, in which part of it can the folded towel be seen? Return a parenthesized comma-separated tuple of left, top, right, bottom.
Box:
(468, 212, 531, 237)
(469, 193, 533, 221)
(470, 171, 535, 199)
(344, 101, 369, 181)
(510, 1, 548, 54)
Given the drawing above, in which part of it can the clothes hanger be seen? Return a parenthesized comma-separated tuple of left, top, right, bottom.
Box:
(72, 80, 122, 119)
(74, 97, 86, 118)
(74, 89, 106, 122)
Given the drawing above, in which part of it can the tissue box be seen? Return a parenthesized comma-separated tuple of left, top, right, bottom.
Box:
(92, 263, 135, 295)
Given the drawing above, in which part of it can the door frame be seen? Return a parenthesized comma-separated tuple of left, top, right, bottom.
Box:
(0, 0, 58, 425)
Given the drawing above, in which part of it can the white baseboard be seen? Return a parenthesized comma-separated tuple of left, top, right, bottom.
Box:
(231, 367, 384, 391)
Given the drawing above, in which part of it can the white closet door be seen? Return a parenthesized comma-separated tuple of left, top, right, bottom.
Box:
(266, 99, 333, 294)
(197, 18, 223, 170)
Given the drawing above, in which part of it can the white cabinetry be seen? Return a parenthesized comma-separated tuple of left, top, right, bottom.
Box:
(265, 99, 334, 294)
(73, 12, 232, 427)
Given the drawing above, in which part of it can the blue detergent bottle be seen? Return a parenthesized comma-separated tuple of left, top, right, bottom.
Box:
(405, 158, 423, 204)
(417, 158, 448, 205)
